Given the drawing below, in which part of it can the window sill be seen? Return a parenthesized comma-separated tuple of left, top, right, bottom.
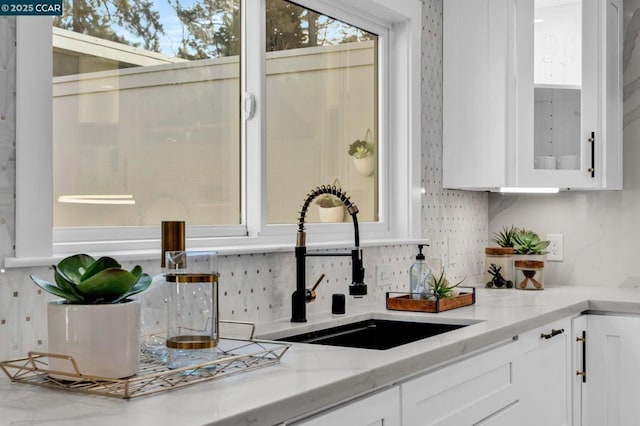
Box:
(3, 237, 428, 269)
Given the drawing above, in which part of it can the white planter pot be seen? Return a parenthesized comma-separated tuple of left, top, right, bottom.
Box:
(318, 205, 344, 223)
(47, 300, 141, 379)
(353, 155, 375, 176)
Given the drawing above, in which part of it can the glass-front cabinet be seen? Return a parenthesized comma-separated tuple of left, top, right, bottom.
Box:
(443, 0, 622, 191)
(516, 0, 622, 189)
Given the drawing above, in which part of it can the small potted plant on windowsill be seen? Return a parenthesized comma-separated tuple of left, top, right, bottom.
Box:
(314, 179, 346, 223)
(30, 254, 152, 379)
(315, 193, 345, 223)
(348, 130, 375, 176)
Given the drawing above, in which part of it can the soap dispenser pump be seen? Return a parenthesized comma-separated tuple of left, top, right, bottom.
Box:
(409, 244, 432, 300)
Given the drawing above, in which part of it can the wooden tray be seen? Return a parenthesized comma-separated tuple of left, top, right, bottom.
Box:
(386, 287, 476, 313)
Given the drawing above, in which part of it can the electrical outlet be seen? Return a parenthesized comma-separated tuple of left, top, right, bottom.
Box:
(376, 264, 394, 287)
(546, 234, 563, 262)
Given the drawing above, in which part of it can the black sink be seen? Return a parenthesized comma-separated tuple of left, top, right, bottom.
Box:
(277, 319, 468, 350)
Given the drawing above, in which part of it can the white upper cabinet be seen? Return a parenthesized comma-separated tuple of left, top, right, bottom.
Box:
(443, 0, 623, 190)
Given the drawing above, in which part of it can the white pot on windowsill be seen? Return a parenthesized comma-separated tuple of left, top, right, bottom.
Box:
(47, 300, 141, 379)
(318, 206, 345, 223)
(352, 155, 375, 176)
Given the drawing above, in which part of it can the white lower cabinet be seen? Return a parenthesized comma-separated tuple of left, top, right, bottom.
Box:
(515, 318, 572, 426)
(289, 317, 578, 426)
(577, 314, 640, 426)
(401, 340, 521, 426)
(572, 315, 587, 426)
(289, 387, 400, 426)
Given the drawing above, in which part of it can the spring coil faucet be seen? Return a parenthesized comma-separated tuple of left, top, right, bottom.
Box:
(292, 184, 367, 323)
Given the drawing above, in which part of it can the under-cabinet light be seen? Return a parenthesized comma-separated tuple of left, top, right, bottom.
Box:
(498, 187, 559, 194)
(58, 195, 136, 205)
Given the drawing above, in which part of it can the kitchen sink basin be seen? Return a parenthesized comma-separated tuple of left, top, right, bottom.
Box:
(276, 318, 469, 350)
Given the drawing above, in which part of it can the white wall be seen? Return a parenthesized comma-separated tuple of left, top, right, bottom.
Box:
(0, 0, 489, 361)
(489, 0, 640, 288)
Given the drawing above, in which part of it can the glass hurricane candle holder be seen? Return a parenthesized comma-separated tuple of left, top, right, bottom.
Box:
(165, 250, 219, 370)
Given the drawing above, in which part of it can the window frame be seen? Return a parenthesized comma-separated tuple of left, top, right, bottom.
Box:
(8, 0, 422, 267)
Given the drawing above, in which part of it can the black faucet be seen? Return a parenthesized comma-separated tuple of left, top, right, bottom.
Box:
(291, 184, 367, 323)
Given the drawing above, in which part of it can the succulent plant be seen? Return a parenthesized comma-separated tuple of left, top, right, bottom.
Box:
(513, 230, 550, 255)
(315, 178, 345, 208)
(491, 225, 520, 248)
(315, 194, 344, 208)
(348, 140, 374, 159)
(31, 254, 152, 304)
(428, 269, 465, 299)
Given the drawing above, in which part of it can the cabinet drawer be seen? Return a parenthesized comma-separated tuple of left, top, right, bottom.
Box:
(289, 387, 400, 426)
(401, 340, 520, 426)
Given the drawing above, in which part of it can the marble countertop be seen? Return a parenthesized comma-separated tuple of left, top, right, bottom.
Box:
(3, 286, 640, 426)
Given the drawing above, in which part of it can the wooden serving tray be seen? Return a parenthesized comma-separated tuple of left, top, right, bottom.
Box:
(386, 287, 475, 313)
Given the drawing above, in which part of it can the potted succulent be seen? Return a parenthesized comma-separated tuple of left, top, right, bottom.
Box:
(512, 229, 550, 258)
(511, 229, 550, 290)
(348, 132, 375, 176)
(31, 254, 152, 379)
(491, 225, 519, 248)
(315, 179, 345, 223)
(315, 194, 345, 223)
(484, 225, 518, 289)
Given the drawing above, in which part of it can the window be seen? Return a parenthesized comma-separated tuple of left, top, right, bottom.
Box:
(12, 0, 422, 264)
(52, 0, 242, 228)
(263, 0, 378, 224)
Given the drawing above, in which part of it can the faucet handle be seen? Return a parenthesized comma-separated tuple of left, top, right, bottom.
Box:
(306, 273, 325, 302)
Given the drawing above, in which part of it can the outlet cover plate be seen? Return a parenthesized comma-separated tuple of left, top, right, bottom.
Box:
(376, 264, 394, 286)
(546, 234, 563, 262)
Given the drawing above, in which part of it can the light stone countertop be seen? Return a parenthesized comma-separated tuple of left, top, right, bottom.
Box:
(3, 286, 640, 426)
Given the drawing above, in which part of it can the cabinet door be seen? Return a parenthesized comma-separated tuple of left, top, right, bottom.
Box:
(475, 402, 521, 426)
(572, 315, 587, 426)
(516, 317, 572, 426)
(443, 0, 511, 190)
(443, 0, 622, 190)
(402, 340, 520, 426)
(290, 387, 400, 426)
(515, 0, 596, 188)
(515, 0, 622, 189)
(584, 315, 640, 426)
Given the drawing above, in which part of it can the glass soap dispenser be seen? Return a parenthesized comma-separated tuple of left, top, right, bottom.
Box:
(409, 244, 432, 299)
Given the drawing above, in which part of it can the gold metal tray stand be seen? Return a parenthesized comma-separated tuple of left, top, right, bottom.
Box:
(0, 337, 291, 399)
